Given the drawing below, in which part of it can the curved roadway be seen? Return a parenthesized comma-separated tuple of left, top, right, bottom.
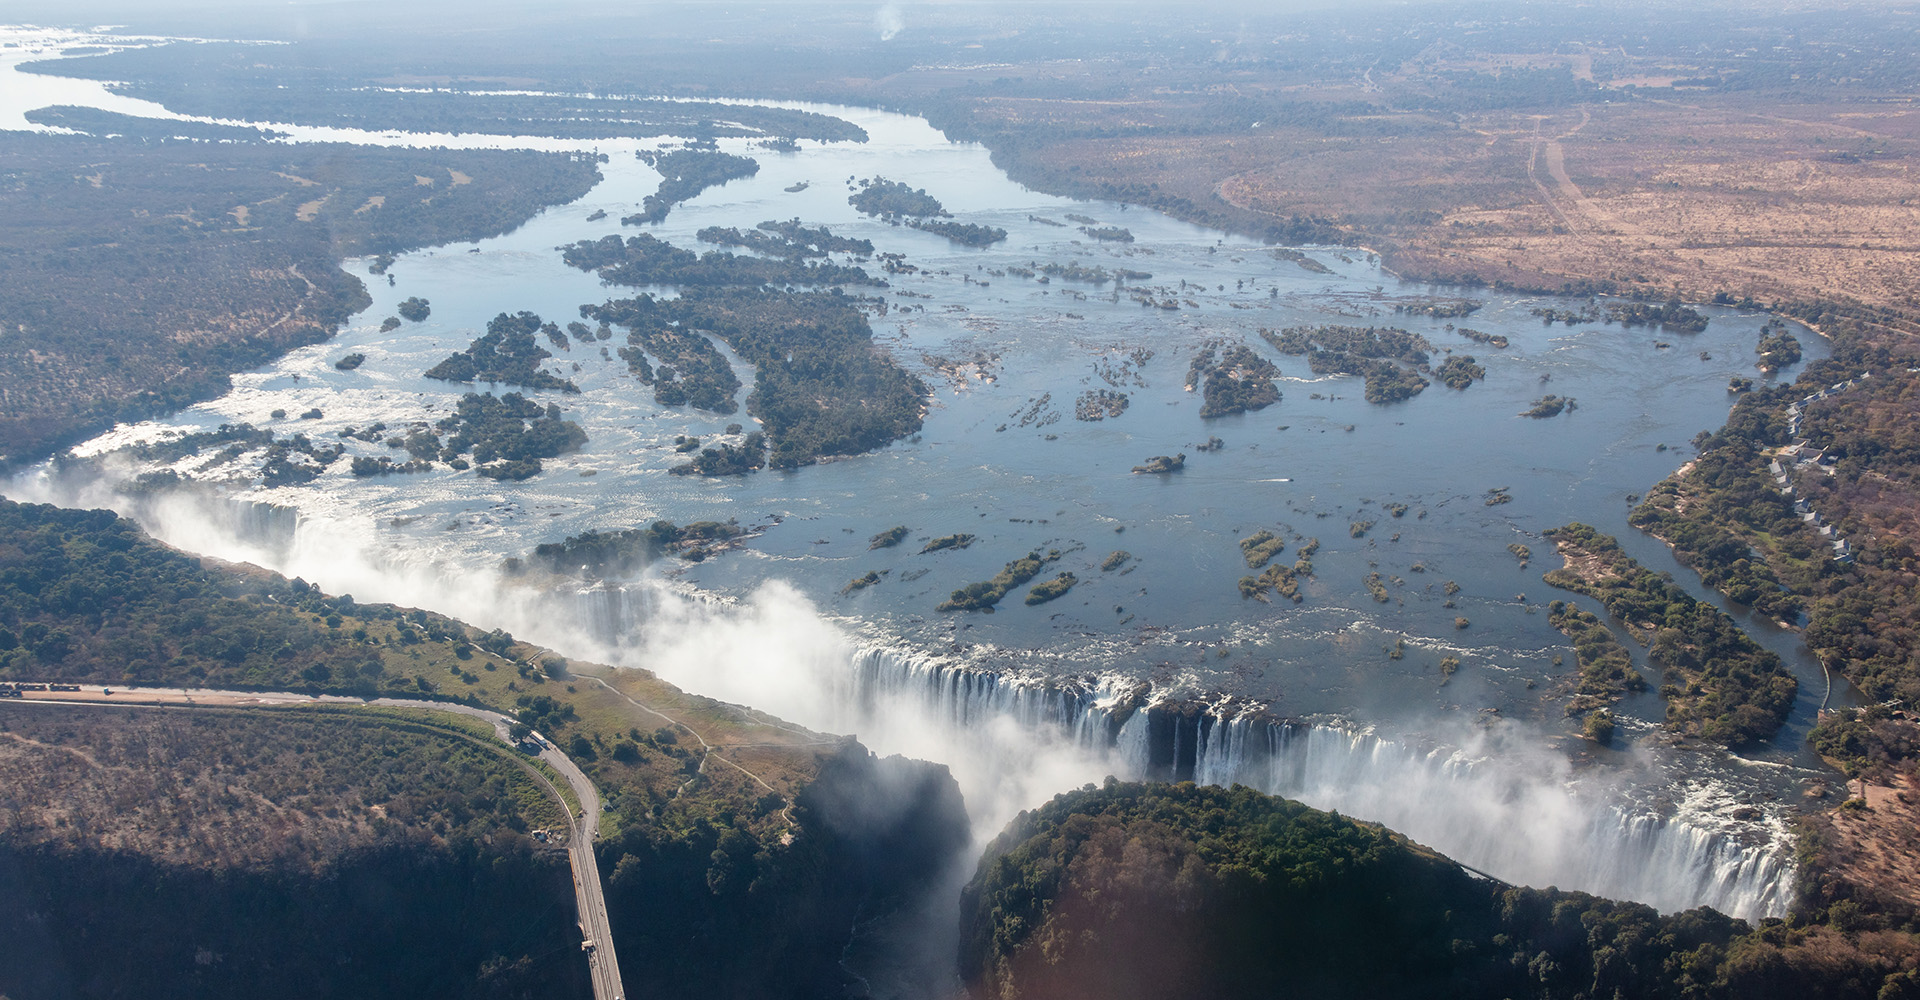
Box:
(3, 685, 627, 1000)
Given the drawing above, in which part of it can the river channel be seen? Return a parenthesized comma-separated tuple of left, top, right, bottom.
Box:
(3, 26, 1847, 921)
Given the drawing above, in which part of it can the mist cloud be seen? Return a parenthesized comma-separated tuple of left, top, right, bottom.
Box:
(874, 3, 904, 42)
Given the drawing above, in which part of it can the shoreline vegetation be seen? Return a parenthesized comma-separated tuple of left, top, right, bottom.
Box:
(624, 148, 759, 226)
(0, 136, 602, 471)
(939, 550, 1060, 612)
(1543, 523, 1795, 747)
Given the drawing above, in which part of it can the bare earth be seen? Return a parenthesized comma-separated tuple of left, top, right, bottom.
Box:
(1825, 773, 1920, 913)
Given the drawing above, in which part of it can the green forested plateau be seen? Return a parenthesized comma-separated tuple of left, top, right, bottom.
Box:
(962, 781, 1920, 1000)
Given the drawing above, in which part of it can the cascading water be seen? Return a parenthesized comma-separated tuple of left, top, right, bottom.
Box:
(841, 644, 1795, 921)
(560, 582, 1793, 920)
(29, 487, 1797, 925)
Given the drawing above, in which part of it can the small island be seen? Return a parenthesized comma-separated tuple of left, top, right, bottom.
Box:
(1434, 355, 1484, 390)
(425, 311, 579, 393)
(1261, 325, 1432, 404)
(349, 455, 431, 476)
(1188, 343, 1281, 418)
(1239, 561, 1303, 602)
(698, 218, 875, 260)
(669, 432, 767, 476)
(848, 176, 948, 219)
(561, 232, 881, 288)
(1239, 530, 1286, 569)
(1074, 389, 1129, 421)
(1393, 297, 1481, 318)
(1608, 299, 1709, 332)
(624, 148, 760, 226)
(1024, 572, 1077, 605)
(397, 296, 431, 322)
(921, 533, 975, 554)
(1756, 323, 1803, 372)
(869, 525, 910, 549)
(1131, 454, 1185, 474)
(521, 520, 751, 578)
(435, 391, 588, 481)
(910, 219, 1008, 247)
(1520, 395, 1577, 418)
(1271, 248, 1333, 274)
(939, 552, 1047, 611)
(1547, 599, 1646, 718)
(1542, 522, 1796, 746)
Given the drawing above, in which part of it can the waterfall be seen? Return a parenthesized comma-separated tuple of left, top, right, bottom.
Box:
(230, 499, 301, 555)
(43, 477, 1792, 923)
(574, 582, 658, 643)
(561, 583, 1792, 920)
(842, 644, 1795, 921)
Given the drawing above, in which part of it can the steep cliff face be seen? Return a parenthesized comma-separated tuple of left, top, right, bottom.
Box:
(0, 713, 974, 1000)
(0, 705, 588, 1000)
(0, 842, 584, 1000)
(599, 744, 972, 999)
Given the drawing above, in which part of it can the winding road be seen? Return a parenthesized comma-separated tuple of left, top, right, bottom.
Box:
(2, 684, 627, 1000)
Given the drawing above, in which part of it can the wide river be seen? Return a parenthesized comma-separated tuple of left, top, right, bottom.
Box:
(5, 27, 1849, 925)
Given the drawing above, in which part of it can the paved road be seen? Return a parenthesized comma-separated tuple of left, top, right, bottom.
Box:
(2, 685, 628, 1000)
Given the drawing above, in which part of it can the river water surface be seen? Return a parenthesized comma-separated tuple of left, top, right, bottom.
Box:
(3, 27, 1845, 925)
